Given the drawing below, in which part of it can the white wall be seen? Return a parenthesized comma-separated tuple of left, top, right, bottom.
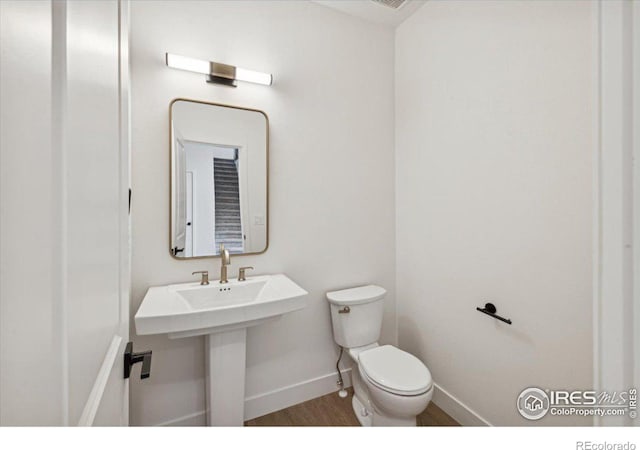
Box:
(130, 0, 395, 425)
(634, 0, 640, 414)
(395, 1, 593, 426)
(596, 0, 638, 426)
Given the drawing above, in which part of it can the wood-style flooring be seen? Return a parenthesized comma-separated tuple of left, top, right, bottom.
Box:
(245, 388, 459, 427)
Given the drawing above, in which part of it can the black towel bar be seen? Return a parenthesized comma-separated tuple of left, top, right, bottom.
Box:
(476, 302, 512, 325)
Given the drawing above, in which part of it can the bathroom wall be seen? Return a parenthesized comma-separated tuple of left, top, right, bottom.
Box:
(130, 1, 395, 425)
(395, 1, 594, 426)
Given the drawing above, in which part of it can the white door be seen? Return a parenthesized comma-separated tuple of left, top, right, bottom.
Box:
(0, 0, 131, 426)
(173, 135, 187, 255)
(185, 172, 194, 257)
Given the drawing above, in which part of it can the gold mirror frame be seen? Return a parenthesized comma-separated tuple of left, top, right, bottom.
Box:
(168, 98, 269, 259)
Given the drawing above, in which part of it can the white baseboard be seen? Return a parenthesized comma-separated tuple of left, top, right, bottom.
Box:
(245, 368, 352, 421)
(155, 368, 352, 426)
(155, 372, 491, 427)
(154, 410, 206, 427)
(432, 382, 491, 426)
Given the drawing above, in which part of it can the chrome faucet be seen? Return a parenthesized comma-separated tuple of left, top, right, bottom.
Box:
(219, 243, 230, 284)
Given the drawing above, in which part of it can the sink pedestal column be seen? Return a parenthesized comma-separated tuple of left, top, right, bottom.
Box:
(204, 328, 247, 426)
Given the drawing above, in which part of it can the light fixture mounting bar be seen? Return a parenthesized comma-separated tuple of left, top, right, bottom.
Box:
(165, 53, 272, 87)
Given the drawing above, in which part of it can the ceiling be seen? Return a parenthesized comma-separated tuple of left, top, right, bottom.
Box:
(312, 0, 427, 28)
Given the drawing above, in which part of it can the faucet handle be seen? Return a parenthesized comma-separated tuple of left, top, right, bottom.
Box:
(237, 266, 254, 282)
(192, 270, 209, 285)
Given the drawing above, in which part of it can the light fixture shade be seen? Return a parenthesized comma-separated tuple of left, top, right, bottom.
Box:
(235, 68, 273, 86)
(165, 53, 209, 75)
(165, 53, 272, 86)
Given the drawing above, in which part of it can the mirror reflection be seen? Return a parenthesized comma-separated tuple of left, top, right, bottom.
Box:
(170, 99, 268, 258)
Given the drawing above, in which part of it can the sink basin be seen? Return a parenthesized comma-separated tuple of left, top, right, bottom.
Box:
(176, 278, 267, 310)
(135, 274, 308, 338)
(134, 273, 308, 426)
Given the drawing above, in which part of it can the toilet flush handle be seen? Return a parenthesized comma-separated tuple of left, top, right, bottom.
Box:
(338, 306, 350, 314)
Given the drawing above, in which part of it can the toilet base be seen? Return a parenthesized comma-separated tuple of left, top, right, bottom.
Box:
(371, 411, 417, 427)
(350, 356, 424, 427)
(352, 395, 372, 427)
(351, 391, 419, 427)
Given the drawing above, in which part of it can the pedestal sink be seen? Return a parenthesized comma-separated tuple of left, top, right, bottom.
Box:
(134, 274, 308, 426)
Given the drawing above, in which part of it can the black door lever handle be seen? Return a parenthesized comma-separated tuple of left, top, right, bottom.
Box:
(124, 341, 152, 379)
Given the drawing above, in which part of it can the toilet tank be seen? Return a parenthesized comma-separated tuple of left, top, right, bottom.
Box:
(326, 285, 386, 348)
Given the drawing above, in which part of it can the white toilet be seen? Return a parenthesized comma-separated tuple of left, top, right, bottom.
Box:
(326, 285, 433, 426)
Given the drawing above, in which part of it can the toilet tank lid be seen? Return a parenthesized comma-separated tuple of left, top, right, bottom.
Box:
(326, 285, 386, 305)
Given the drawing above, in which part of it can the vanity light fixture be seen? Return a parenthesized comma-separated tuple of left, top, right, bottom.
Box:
(165, 53, 272, 87)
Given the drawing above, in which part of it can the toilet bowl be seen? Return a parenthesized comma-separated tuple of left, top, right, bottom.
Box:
(326, 285, 433, 426)
(359, 345, 433, 425)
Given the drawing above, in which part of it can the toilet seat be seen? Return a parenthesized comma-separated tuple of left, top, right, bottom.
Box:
(359, 345, 432, 396)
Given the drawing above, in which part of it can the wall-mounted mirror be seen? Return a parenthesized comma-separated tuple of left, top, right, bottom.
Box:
(170, 99, 268, 258)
